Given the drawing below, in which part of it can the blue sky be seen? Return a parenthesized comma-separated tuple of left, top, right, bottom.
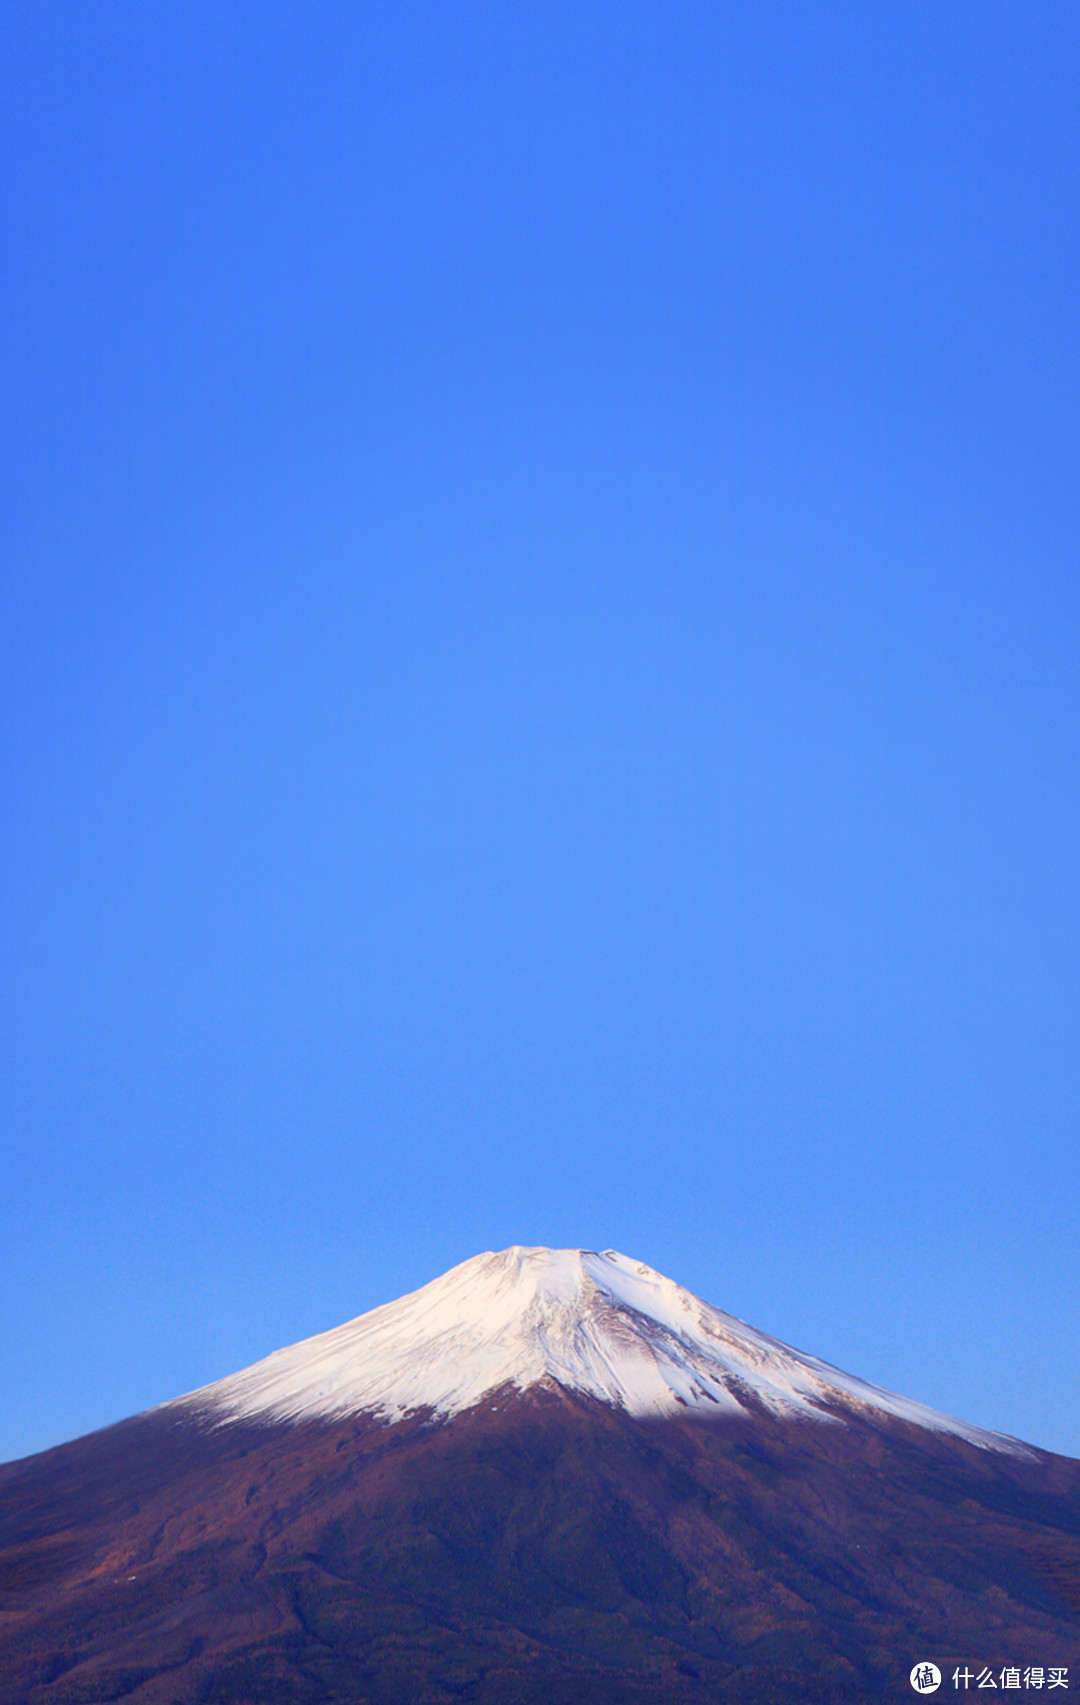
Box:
(2, 2, 1078, 1462)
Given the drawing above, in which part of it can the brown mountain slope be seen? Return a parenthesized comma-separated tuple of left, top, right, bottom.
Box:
(1, 1385, 1078, 1704)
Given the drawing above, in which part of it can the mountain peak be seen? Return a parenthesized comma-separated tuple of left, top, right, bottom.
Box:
(170, 1245, 1024, 1454)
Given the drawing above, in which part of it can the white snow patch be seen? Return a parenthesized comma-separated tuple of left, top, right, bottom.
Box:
(166, 1246, 1026, 1454)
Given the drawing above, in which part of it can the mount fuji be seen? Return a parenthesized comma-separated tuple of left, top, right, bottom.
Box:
(2, 1248, 1078, 1704)
(167, 1246, 1020, 1449)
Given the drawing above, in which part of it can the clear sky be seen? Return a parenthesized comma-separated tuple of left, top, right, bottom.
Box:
(1, 2, 1078, 1464)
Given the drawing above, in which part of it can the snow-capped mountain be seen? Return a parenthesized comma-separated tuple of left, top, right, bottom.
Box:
(170, 1245, 1022, 1452)
(4, 1247, 1078, 1705)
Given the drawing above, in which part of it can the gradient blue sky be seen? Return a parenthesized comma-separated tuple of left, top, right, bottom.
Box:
(2, 2, 1078, 1463)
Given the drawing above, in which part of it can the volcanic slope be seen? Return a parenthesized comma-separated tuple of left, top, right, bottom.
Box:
(1, 1247, 1078, 1705)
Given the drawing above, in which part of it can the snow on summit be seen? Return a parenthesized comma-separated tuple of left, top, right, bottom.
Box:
(170, 1246, 1023, 1453)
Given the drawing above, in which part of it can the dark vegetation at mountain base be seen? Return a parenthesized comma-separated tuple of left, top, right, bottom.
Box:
(1, 1386, 1078, 1704)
